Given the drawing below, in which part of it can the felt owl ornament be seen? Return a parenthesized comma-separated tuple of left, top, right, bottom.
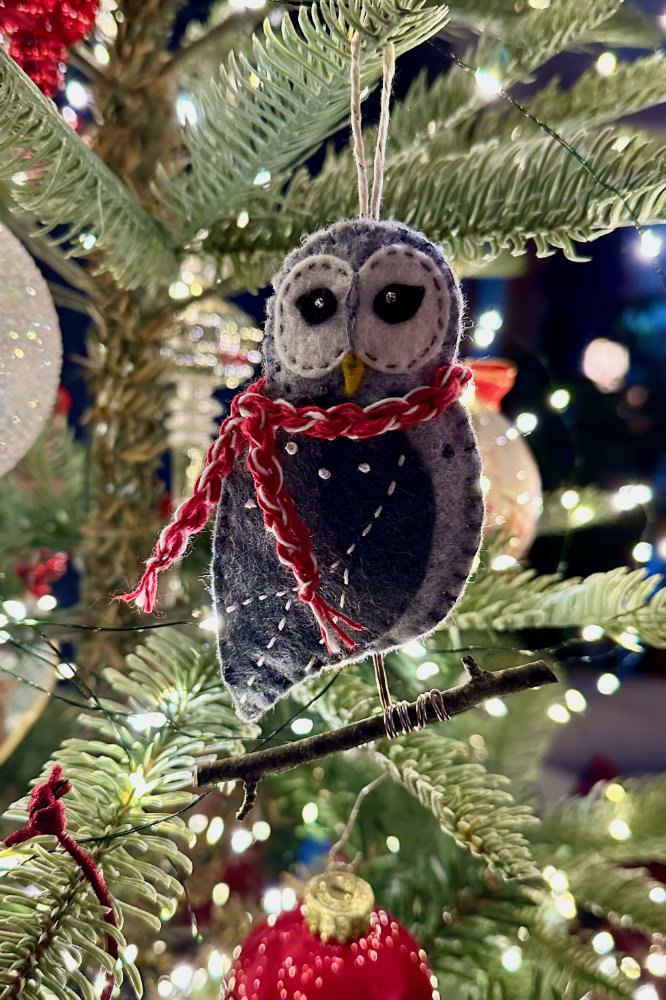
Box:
(121, 41, 484, 732)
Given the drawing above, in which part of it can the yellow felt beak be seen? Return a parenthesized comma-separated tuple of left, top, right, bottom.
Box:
(341, 353, 365, 397)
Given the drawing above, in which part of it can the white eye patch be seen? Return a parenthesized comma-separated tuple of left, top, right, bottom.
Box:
(274, 255, 354, 378)
(353, 245, 451, 374)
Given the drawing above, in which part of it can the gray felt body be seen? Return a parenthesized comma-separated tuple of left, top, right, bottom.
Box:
(212, 219, 483, 721)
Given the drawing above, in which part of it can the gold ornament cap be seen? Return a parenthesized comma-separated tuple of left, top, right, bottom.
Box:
(303, 870, 374, 943)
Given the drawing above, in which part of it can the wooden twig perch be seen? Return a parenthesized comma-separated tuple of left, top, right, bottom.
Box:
(195, 657, 557, 817)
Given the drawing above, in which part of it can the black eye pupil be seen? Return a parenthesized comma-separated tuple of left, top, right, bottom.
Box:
(373, 283, 425, 324)
(296, 287, 337, 325)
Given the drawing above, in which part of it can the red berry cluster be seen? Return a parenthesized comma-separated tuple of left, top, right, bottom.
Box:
(0, 0, 98, 95)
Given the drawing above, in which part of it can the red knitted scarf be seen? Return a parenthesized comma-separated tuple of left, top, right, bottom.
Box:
(120, 363, 471, 652)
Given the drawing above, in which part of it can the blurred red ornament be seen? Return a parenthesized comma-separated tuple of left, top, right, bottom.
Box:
(469, 358, 517, 411)
(0, 0, 98, 95)
(55, 385, 73, 416)
(225, 872, 438, 1000)
(156, 493, 173, 522)
(15, 547, 68, 596)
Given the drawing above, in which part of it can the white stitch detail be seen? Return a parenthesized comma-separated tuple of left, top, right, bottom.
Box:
(305, 657, 316, 671)
(318, 468, 331, 480)
(330, 560, 341, 572)
(267, 636, 277, 649)
(285, 441, 298, 455)
(346, 543, 356, 555)
(245, 498, 257, 508)
(257, 656, 265, 667)
(276, 590, 287, 597)
(361, 523, 373, 537)
(387, 480, 396, 496)
(398, 454, 405, 467)
(285, 600, 292, 611)
(225, 605, 237, 613)
(343, 568, 349, 585)
(339, 593, 346, 609)
(247, 674, 256, 687)
(278, 617, 287, 631)
(259, 594, 268, 601)
(374, 505, 383, 518)
(358, 462, 370, 473)
(242, 598, 253, 606)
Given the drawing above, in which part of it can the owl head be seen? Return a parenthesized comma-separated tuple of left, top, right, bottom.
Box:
(263, 219, 463, 405)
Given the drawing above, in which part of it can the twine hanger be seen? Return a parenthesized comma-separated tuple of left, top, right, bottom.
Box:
(350, 32, 396, 220)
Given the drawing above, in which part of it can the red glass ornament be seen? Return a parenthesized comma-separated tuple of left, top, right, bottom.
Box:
(468, 358, 517, 412)
(55, 385, 73, 417)
(8, 34, 64, 95)
(0, 0, 98, 95)
(50, 0, 97, 45)
(225, 905, 438, 1000)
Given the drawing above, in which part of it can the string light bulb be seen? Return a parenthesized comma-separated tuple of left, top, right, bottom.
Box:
(475, 68, 502, 95)
(609, 819, 632, 841)
(501, 946, 522, 972)
(633, 542, 652, 563)
(175, 95, 198, 126)
(516, 412, 538, 434)
(596, 52, 617, 76)
(598, 673, 621, 695)
(592, 931, 615, 955)
(549, 388, 570, 411)
(638, 229, 663, 260)
(645, 952, 666, 977)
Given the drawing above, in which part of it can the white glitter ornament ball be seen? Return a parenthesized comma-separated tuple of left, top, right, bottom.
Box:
(474, 407, 542, 558)
(0, 224, 62, 477)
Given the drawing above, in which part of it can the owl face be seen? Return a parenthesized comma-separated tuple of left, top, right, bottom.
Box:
(264, 220, 462, 405)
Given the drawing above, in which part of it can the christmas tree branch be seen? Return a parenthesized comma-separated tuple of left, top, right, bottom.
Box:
(159, 7, 262, 78)
(195, 657, 557, 816)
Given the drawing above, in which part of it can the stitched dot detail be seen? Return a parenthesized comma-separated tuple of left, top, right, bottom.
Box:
(285, 441, 298, 455)
(318, 468, 331, 480)
(358, 463, 370, 473)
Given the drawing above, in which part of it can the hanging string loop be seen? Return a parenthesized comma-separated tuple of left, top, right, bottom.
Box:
(350, 34, 395, 221)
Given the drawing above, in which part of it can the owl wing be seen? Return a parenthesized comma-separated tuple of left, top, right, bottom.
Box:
(381, 400, 484, 648)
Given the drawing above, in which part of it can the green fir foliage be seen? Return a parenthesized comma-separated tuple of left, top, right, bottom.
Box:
(314, 667, 540, 879)
(158, 0, 450, 237)
(453, 565, 666, 648)
(0, 632, 256, 999)
(0, 51, 177, 292)
(0, 415, 85, 596)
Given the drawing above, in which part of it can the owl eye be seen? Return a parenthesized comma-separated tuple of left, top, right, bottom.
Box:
(296, 287, 338, 325)
(373, 283, 425, 325)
